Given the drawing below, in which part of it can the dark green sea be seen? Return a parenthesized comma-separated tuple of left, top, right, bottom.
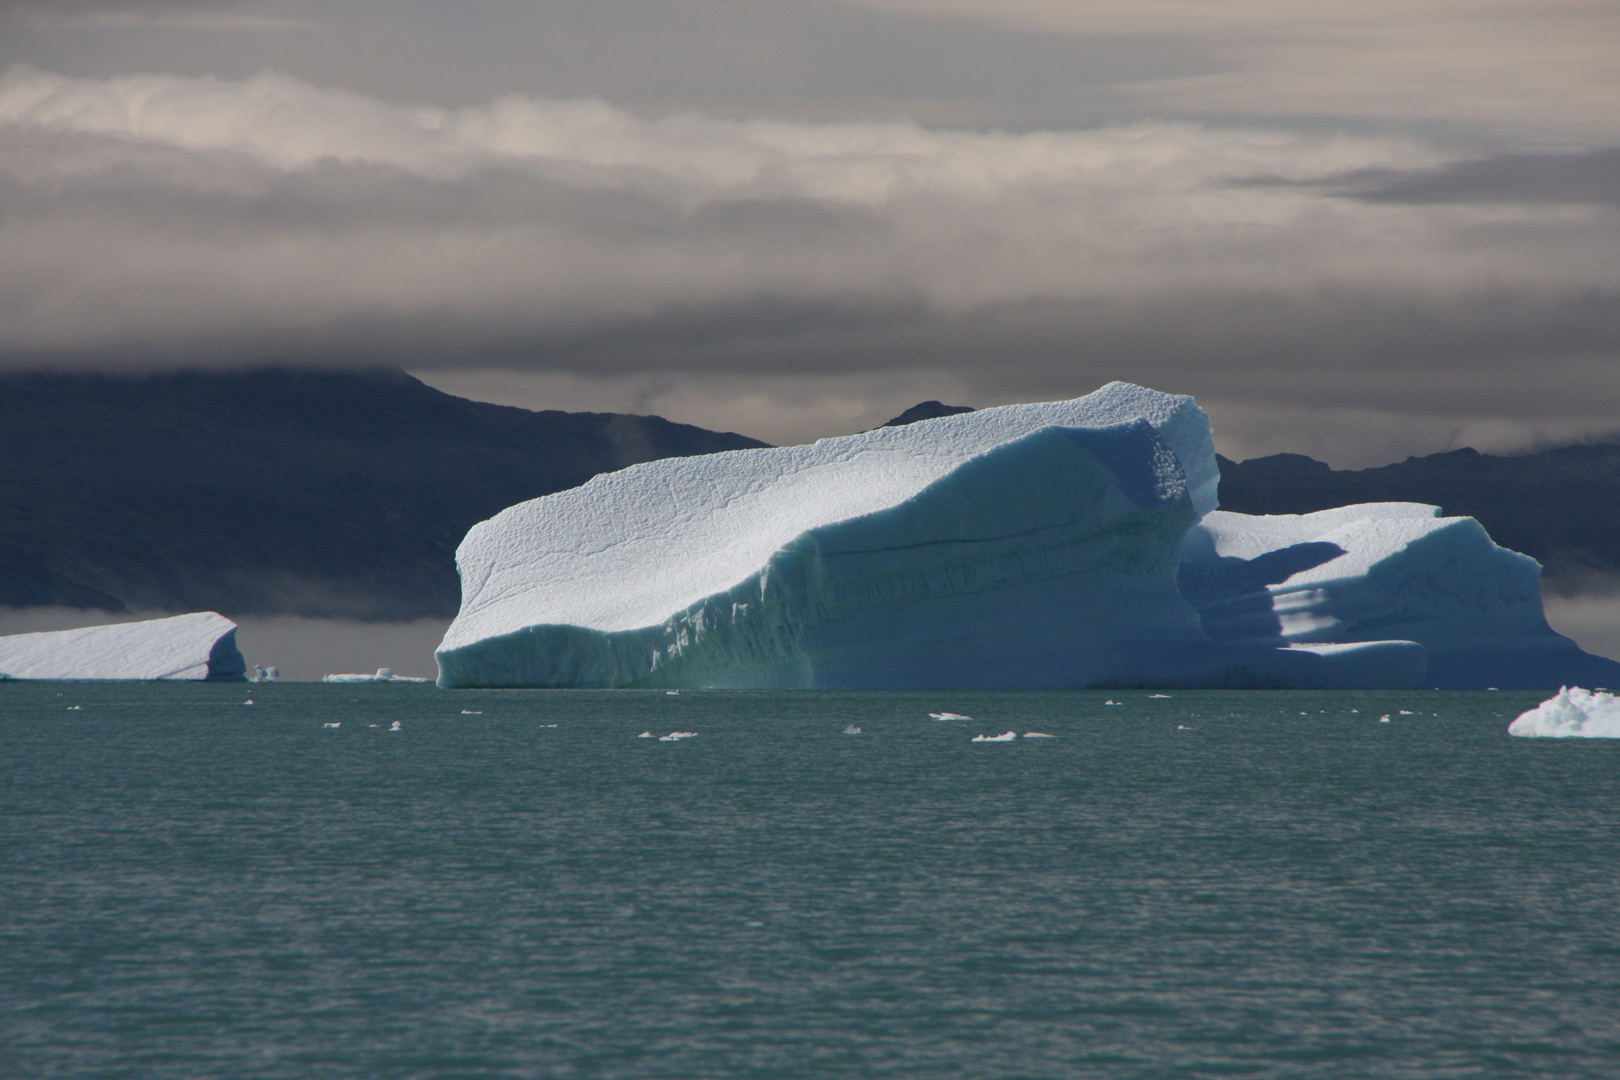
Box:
(3, 683, 1618, 1079)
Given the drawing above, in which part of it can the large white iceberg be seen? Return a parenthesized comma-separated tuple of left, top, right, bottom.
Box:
(436, 383, 1423, 689)
(1178, 504, 1620, 689)
(435, 381, 1620, 690)
(1508, 687, 1620, 737)
(0, 612, 246, 681)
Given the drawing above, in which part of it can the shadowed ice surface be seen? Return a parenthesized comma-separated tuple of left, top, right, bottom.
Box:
(3, 683, 1619, 1078)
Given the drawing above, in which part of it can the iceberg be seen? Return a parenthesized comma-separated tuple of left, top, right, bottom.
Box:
(435, 380, 1619, 690)
(1509, 687, 1620, 737)
(322, 667, 431, 683)
(0, 612, 246, 681)
(1178, 504, 1620, 690)
(436, 382, 1424, 689)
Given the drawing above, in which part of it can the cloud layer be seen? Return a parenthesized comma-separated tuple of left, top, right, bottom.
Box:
(2, 64, 1618, 458)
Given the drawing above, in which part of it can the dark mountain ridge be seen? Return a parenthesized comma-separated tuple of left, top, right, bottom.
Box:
(0, 368, 766, 620)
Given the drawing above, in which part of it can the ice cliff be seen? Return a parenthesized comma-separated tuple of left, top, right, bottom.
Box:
(0, 612, 246, 681)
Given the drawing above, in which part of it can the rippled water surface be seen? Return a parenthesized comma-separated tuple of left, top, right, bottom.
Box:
(4, 683, 1619, 1078)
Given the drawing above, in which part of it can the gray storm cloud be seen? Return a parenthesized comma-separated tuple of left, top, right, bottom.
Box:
(1, 64, 1618, 457)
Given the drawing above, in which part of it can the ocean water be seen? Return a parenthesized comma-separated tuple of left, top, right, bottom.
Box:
(3, 683, 1619, 1079)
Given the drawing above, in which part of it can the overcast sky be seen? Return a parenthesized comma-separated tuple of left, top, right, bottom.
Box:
(2, 0, 1618, 462)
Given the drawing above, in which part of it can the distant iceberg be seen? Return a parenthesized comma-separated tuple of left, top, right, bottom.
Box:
(1509, 687, 1620, 737)
(0, 612, 245, 681)
(322, 667, 431, 684)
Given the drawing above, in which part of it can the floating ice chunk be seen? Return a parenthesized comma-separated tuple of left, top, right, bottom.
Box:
(1148, 694, 1172, 699)
(1379, 714, 1391, 722)
(843, 724, 862, 735)
(637, 731, 654, 738)
(388, 720, 402, 731)
(323, 668, 431, 683)
(930, 712, 972, 721)
(0, 612, 245, 681)
(658, 731, 698, 741)
(971, 731, 1017, 742)
(1509, 687, 1620, 738)
(1023, 732, 1055, 738)
(1399, 710, 1415, 715)
(322, 722, 340, 728)
(460, 710, 482, 714)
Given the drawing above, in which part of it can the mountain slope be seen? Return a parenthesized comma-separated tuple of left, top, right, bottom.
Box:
(0, 368, 766, 619)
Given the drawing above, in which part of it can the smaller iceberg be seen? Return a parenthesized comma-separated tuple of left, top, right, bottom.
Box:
(1508, 687, 1620, 738)
(971, 731, 1017, 743)
(322, 667, 432, 683)
(0, 612, 245, 681)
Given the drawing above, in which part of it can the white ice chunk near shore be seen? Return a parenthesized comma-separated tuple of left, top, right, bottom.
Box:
(1509, 687, 1620, 737)
(0, 612, 245, 681)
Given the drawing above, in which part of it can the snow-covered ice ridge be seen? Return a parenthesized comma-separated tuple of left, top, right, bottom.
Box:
(436, 382, 1620, 690)
(0, 612, 246, 681)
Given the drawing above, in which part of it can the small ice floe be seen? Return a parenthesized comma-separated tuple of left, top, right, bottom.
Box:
(666, 690, 680, 696)
(637, 731, 654, 738)
(322, 668, 431, 684)
(541, 724, 558, 728)
(368, 723, 379, 728)
(1103, 699, 1120, 706)
(1022, 732, 1054, 739)
(1148, 694, 1173, 699)
(929, 712, 971, 721)
(1509, 686, 1620, 738)
(1398, 710, 1415, 715)
(971, 731, 1017, 743)
(1378, 714, 1391, 723)
(322, 722, 341, 729)
(460, 710, 482, 715)
(1350, 709, 1359, 713)
(66, 705, 81, 711)
(388, 720, 403, 732)
(659, 731, 698, 742)
(243, 699, 254, 705)
(1176, 724, 1192, 730)
(843, 724, 862, 735)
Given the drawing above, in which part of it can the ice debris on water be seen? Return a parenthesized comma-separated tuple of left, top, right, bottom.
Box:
(843, 724, 862, 735)
(1023, 732, 1054, 738)
(971, 731, 1017, 743)
(930, 712, 971, 721)
(659, 731, 697, 741)
(1379, 714, 1391, 722)
(637, 731, 654, 738)
(389, 720, 402, 731)
(460, 709, 482, 714)
(1149, 694, 1173, 699)
(1509, 686, 1620, 738)
(322, 722, 340, 728)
